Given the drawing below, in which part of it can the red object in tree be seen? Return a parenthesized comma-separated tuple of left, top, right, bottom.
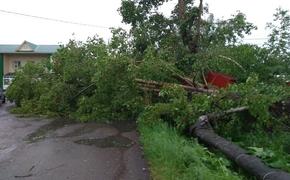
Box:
(206, 72, 236, 88)
(287, 82, 290, 86)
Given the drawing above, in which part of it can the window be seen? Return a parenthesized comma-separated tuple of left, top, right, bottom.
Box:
(13, 60, 21, 70)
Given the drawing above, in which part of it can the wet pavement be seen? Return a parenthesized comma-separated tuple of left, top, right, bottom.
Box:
(0, 103, 150, 180)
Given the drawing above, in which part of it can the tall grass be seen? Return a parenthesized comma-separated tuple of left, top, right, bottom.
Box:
(138, 121, 243, 180)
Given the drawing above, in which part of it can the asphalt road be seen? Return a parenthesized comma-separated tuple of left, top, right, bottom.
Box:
(0, 103, 149, 180)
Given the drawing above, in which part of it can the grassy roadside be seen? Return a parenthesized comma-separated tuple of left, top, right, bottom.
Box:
(138, 121, 244, 180)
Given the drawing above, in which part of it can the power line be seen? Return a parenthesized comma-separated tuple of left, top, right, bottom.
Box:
(0, 9, 111, 29)
(0, 9, 271, 40)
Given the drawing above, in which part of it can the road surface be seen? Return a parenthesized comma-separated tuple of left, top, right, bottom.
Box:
(0, 103, 149, 180)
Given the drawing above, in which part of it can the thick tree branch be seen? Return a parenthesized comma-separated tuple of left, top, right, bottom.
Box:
(135, 79, 216, 94)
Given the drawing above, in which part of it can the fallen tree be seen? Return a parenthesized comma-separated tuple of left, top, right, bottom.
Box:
(190, 107, 290, 180)
(135, 79, 216, 94)
(136, 79, 290, 180)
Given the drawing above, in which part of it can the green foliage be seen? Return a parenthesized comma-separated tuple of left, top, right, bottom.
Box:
(137, 73, 290, 175)
(6, 61, 50, 108)
(231, 131, 290, 172)
(139, 74, 290, 133)
(180, 44, 289, 84)
(138, 121, 243, 180)
(248, 147, 275, 163)
(205, 75, 290, 136)
(202, 12, 256, 47)
(139, 85, 195, 131)
(120, 0, 256, 60)
(7, 38, 144, 121)
(226, 75, 288, 121)
(266, 8, 290, 58)
(109, 28, 133, 56)
(75, 56, 142, 122)
(137, 47, 180, 82)
(6, 5, 290, 178)
(120, 0, 176, 58)
(118, 1, 290, 85)
(192, 45, 260, 82)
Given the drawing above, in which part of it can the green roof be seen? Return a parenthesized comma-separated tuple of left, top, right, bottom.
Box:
(0, 41, 60, 54)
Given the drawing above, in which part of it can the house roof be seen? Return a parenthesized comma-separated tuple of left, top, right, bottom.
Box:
(0, 41, 60, 54)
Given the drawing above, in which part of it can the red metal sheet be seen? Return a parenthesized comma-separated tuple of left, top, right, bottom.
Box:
(206, 72, 235, 88)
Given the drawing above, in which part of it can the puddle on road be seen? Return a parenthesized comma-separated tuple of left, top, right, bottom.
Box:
(25, 119, 73, 143)
(74, 135, 134, 148)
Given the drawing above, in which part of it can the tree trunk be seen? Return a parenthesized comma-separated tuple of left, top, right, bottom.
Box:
(178, 0, 203, 54)
(178, 0, 185, 20)
(178, 0, 189, 49)
(190, 0, 203, 53)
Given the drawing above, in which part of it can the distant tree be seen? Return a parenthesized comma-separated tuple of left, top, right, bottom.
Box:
(119, 0, 256, 57)
(266, 8, 290, 59)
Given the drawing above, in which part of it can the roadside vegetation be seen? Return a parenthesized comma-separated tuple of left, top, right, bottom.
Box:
(6, 1, 290, 179)
(138, 121, 243, 180)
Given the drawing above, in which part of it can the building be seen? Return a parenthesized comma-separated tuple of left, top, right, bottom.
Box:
(0, 41, 60, 88)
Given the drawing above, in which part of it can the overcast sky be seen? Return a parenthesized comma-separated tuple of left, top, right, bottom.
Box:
(0, 0, 289, 45)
